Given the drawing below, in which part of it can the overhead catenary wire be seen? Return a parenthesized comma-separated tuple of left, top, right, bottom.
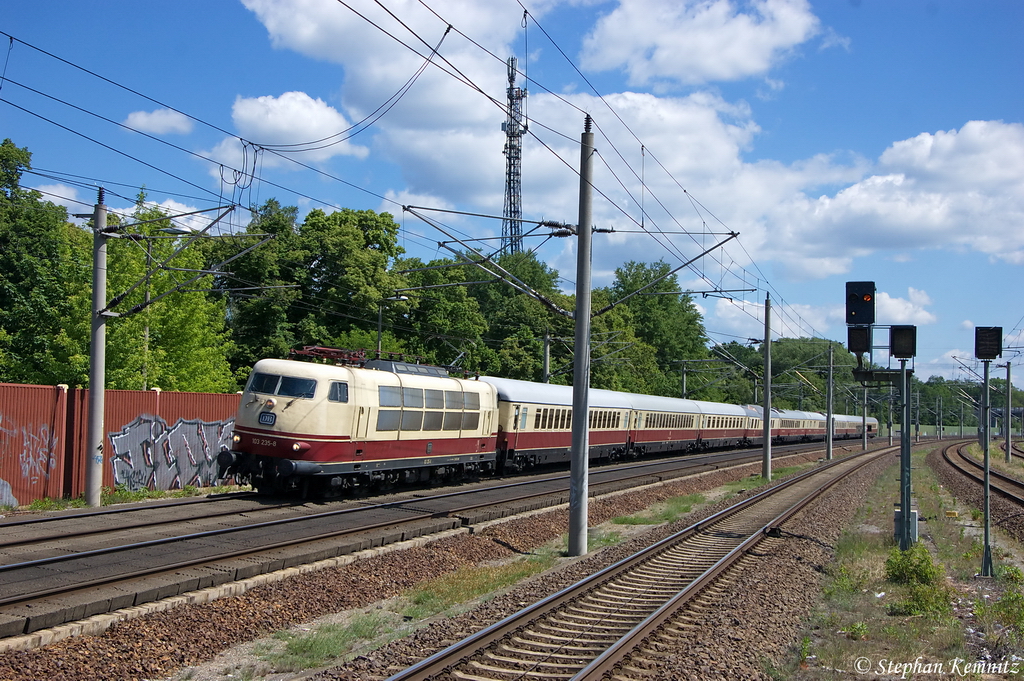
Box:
(4, 6, 819, 339)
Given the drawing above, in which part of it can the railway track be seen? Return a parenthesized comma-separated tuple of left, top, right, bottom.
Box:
(386, 445, 893, 681)
(0, 444, 833, 638)
(943, 441, 1024, 503)
(0, 492, 302, 548)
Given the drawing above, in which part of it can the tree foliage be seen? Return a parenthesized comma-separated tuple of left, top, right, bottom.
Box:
(0, 139, 233, 390)
(4, 139, 1005, 414)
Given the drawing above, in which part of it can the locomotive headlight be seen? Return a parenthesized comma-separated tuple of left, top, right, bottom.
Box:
(265, 398, 276, 408)
(292, 442, 301, 452)
(292, 441, 311, 453)
(232, 434, 241, 444)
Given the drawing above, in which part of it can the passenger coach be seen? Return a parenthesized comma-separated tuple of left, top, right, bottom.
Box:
(220, 354, 878, 495)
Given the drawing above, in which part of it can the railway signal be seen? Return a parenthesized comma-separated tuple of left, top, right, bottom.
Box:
(847, 326, 871, 354)
(845, 281, 876, 325)
(974, 326, 1002, 578)
(890, 325, 917, 359)
(975, 326, 1003, 360)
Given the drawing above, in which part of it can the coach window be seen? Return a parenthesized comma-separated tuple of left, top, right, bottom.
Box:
(403, 387, 424, 409)
(328, 382, 349, 403)
(424, 389, 445, 410)
(463, 392, 480, 410)
(535, 409, 542, 430)
(379, 386, 402, 407)
(519, 407, 529, 430)
(423, 411, 443, 431)
(402, 411, 423, 431)
(445, 391, 464, 410)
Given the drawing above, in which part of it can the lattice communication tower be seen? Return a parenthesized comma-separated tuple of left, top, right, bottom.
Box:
(501, 56, 527, 255)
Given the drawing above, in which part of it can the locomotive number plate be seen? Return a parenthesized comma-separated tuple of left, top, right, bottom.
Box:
(252, 437, 278, 448)
(258, 412, 277, 426)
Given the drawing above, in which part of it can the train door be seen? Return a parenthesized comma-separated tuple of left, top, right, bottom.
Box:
(626, 410, 638, 454)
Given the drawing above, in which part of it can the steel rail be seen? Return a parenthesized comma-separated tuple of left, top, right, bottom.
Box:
(0, 447, 806, 610)
(571, 449, 889, 680)
(386, 446, 896, 681)
(0, 497, 300, 548)
(943, 442, 1024, 502)
(0, 491, 265, 530)
(0, 444, 800, 569)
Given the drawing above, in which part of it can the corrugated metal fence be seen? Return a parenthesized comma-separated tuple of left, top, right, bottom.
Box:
(0, 383, 239, 506)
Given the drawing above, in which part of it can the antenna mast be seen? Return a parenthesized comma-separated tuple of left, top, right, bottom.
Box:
(501, 56, 526, 255)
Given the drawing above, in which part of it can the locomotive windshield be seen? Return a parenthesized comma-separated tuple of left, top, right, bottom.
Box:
(248, 372, 317, 399)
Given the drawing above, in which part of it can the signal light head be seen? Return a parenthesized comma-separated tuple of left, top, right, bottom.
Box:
(846, 281, 876, 325)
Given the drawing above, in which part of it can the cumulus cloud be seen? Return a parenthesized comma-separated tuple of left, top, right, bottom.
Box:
(124, 108, 193, 135)
(876, 288, 937, 325)
(748, 120, 1024, 276)
(237, 0, 1024, 349)
(32, 183, 83, 221)
(205, 91, 368, 173)
(580, 0, 820, 86)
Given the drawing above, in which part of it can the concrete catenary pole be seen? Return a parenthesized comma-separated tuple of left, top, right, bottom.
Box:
(1006, 362, 1012, 463)
(899, 358, 913, 549)
(761, 293, 772, 481)
(86, 188, 108, 507)
(862, 386, 869, 451)
(982, 359, 993, 576)
(568, 115, 594, 557)
(825, 343, 834, 461)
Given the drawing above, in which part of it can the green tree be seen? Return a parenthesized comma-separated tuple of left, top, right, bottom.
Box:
(395, 256, 489, 370)
(0, 139, 92, 386)
(218, 198, 304, 381)
(103, 195, 234, 392)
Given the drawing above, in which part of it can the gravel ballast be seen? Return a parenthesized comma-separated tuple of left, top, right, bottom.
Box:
(0, 448, 876, 681)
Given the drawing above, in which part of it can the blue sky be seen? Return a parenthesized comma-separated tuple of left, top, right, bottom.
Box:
(2, 0, 1023, 385)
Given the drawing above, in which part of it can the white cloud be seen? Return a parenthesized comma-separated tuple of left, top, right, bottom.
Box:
(580, 0, 820, 86)
(961, 320, 974, 330)
(124, 108, 193, 135)
(818, 26, 851, 52)
(747, 120, 1024, 277)
(239, 0, 1024, 316)
(205, 91, 369, 173)
(32, 183, 85, 221)
(876, 289, 937, 326)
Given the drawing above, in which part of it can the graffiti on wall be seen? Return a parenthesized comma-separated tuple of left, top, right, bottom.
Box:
(0, 413, 60, 506)
(109, 415, 234, 491)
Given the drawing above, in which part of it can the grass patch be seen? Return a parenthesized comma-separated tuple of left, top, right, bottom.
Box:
(782, 445, 983, 677)
(400, 554, 558, 621)
(612, 493, 705, 525)
(724, 464, 809, 495)
(263, 611, 396, 672)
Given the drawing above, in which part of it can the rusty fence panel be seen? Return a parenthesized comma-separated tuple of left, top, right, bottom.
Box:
(66, 389, 241, 499)
(0, 384, 69, 507)
(0, 384, 243, 505)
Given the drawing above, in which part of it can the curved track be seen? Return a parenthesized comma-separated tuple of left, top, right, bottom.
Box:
(386, 446, 893, 681)
(943, 441, 1024, 503)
